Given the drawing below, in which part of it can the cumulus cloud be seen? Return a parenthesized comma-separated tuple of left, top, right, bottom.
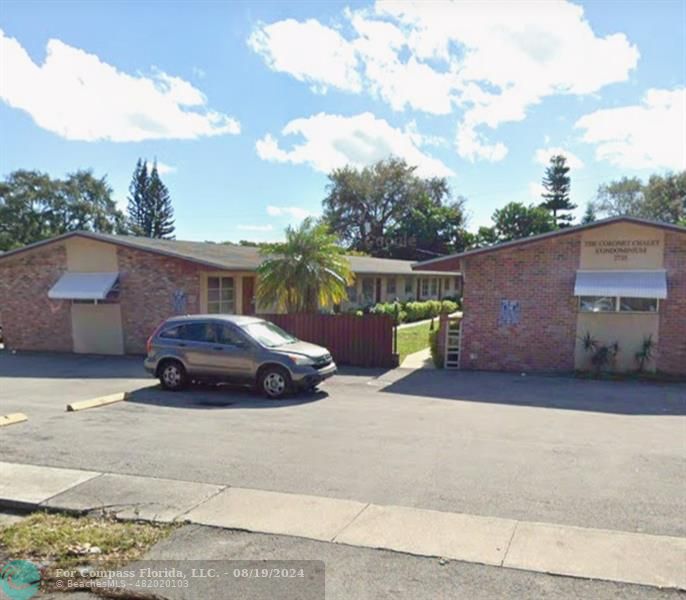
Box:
(0, 29, 240, 141)
(249, 1, 639, 162)
(266, 205, 319, 220)
(256, 112, 454, 177)
(575, 88, 686, 170)
(534, 147, 584, 169)
(144, 161, 176, 175)
(248, 18, 361, 93)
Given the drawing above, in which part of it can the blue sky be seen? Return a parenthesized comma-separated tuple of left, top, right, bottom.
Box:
(1, 0, 684, 242)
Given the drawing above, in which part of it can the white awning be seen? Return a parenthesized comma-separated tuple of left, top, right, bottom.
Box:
(48, 272, 120, 300)
(574, 270, 667, 299)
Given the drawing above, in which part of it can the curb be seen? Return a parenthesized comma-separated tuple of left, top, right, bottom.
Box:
(0, 413, 28, 427)
(67, 392, 130, 412)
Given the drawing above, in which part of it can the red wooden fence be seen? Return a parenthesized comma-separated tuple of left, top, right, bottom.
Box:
(263, 313, 397, 368)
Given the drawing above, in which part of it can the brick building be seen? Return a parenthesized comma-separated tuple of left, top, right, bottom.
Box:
(0, 231, 455, 355)
(414, 217, 686, 376)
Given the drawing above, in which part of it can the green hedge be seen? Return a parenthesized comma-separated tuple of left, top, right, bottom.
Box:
(429, 328, 443, 368)
(369, 299, 459, 323)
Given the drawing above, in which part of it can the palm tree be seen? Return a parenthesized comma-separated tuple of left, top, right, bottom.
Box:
(256, 218, 354, 313)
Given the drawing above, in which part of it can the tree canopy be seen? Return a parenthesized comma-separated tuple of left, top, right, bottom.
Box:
(0, 169, 125, 251)
(322, 158, 468, 259)
(590, 172, 685, 225)
(256, 218, 354, 313)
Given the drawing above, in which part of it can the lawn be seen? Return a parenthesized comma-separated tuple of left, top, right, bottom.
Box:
(397, 320, 433, 363)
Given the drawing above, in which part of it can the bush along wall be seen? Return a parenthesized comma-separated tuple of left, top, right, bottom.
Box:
(368, 299, 461, 324)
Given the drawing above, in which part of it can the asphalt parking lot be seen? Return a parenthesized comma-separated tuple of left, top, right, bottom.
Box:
(1, 351, 685, 537)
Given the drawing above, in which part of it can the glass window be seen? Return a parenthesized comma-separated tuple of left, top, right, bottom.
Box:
(217, 324, 246, 346)
(179, 322, 215, 343)
(619, 297, 658, 312)
(404, 278, 414, 295)
(207, 276, 235, 314)
(421, 278, 429, 297)
(159, 326, 181, 339)
(430, 278, 438, 295)
(386, 277, 396, 295)
(242, 321, 297, 348)
(579, 296, 616, 313)
(444, 277, 451, 291)
(362, 278, 374, 303)
(346, 285, 357, 303)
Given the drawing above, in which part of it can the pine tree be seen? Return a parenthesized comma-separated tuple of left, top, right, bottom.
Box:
(581, 203, 597, 224)
(540, 154, 576, 227)
(126, 159, 149, 235)
(125, 159, 175, 238)
(148, 162, 175, 239)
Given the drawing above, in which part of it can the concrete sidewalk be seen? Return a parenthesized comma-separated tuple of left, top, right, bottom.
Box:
(1, 460, 684, 591)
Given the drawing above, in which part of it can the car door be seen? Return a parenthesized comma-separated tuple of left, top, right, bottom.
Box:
(207, 322, 256, 381)
(175, 321, 217, 375)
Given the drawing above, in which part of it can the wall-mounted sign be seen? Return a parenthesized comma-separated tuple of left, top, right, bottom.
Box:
(499, 299, 520, 326)
(172, 289, 187, 314)
(583, 238, 660, 262)
(580, 224, 664, 270)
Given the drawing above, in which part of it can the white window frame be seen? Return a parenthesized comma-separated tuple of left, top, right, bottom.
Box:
(207, 276, 235, 314)
(578, 296, 660, 314)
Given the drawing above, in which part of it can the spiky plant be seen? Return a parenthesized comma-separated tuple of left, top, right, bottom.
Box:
(256, 218, 354, 313)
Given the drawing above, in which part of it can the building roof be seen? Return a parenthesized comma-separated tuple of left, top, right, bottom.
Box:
(412, 216, 686, 270)
(0, 231, 453, 276)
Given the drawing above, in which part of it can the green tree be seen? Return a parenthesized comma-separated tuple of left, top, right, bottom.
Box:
(540, 154, 576, 227)
(256, 218, 353, 313)
(126, 159, 175, 238)
(581, 203, 597, 224)
(492, 202, 556, 242)
(591, 172, 685, 224)
(322, 157, 466, 257)
(0, 169, 124, 251)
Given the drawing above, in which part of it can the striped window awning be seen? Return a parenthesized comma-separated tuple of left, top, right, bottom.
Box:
(573, 270, 667, 299)
(48, 272, 120, 300)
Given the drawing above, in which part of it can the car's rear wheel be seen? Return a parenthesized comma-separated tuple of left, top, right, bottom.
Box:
(259, 366, 291, 399)
(159, 359, 187, 391)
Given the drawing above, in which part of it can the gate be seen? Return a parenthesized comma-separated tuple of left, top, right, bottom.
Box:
(444, 316, 462, 369)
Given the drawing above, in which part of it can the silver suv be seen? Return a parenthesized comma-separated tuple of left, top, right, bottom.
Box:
(144, 315, 336, 398)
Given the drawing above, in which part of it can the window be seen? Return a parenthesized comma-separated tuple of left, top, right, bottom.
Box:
(421, 278, 429, 297)
(444, 277, 451, 291)
(386, 277, 396, 296)
(620, 297, 658, 312)
(347, 285, 358, 303)
(242, 321, 297, 348)
(430, 278, 438, 296)
(160, 326, 181, 339)
(207, 276, 235, 314)
(579, 296, 616, 312)
(180, 322, 216, 343)
(580, 296, 659, 313)
(404, 278, 414, 295)
(362, 278, 374, 303)
(217, 324, 246, 346)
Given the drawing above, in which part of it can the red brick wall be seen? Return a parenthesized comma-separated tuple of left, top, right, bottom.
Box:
(657, 231, 686, 375)
(117, 247, 203, 353)
(460, 234, 581, 372)
(0, 243, 73, 352)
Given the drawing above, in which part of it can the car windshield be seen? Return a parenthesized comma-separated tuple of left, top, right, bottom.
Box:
(241, 321, 297, 348)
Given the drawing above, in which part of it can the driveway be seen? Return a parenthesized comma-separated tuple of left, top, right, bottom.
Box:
(1, 351, 685, 537)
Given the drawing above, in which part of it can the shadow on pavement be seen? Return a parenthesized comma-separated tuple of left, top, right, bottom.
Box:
(0, 350, 147, 379)
(125, 382, 328, 410)
(379, 368, 686, 416)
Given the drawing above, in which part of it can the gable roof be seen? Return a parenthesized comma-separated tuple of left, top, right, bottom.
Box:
(0, 231, 452, 276)
(412, 216, 686, 270)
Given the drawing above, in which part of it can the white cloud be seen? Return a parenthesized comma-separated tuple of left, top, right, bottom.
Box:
(266, 206, 319, 220)
(248, 19, 361, 93)
(0, 29, 240, 141)
(237, 224, 274, 232)
(145, 161, 176, 175)
(575, 88, 686, 170)
(534, 147, 584, 169)
(528, 181, 546, 200)
(249, 1, 639, 162)
(256, 112, 454, 177)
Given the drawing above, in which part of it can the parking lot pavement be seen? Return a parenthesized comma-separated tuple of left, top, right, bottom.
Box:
(2, 351, 685, 538)
(41, 525, 686, 600)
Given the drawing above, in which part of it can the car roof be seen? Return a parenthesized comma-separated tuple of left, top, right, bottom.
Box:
(161, 314, 264, 326)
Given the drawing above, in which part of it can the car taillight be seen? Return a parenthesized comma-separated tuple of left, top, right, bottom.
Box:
(146, 321, 165, 354)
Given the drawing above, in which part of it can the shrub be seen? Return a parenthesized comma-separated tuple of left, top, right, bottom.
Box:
(429, 328, 443, 368)
(440, 300, 458, 314)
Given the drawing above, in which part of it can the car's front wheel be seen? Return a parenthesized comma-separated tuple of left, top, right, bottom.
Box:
(258, 366, 292, 399)
(159, 359, 187, 391)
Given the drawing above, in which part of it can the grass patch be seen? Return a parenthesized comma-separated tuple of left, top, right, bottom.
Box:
(397, 320, 433, 363)
(0, 512, 174, 590)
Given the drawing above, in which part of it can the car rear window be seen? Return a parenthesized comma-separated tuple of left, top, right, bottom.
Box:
(159, 322, 216, 343)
